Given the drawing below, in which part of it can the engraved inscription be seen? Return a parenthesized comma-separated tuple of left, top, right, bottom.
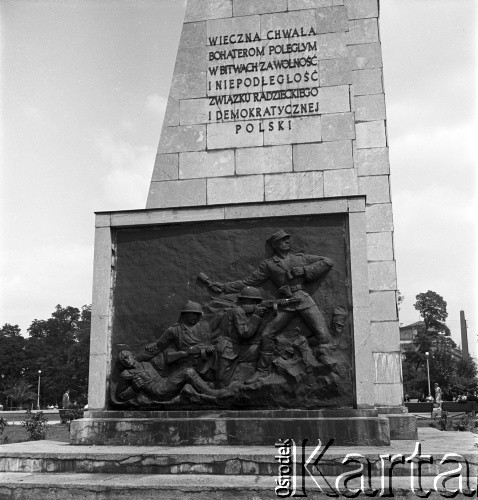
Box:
(207, 26, 321, 133)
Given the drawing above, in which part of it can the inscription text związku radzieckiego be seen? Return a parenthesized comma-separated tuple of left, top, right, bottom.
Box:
(207, 26, 322, 134)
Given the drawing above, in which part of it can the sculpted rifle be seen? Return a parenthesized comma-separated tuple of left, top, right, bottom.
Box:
(198, 272, 301, 315)
(260, 297, 301, 315)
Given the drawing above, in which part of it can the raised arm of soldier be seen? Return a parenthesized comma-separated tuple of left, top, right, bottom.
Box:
(208, 260, 271, 295)
(207, 230, 333, 295)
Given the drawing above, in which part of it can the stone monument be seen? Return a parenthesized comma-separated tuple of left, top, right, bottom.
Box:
(72, 0, 416, 447)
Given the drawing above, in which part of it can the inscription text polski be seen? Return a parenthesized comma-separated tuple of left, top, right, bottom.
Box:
(207, 27, 320, 134)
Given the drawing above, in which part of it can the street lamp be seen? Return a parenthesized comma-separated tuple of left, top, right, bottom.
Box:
(37, 370, 41, 409)
(425, 352, 431, 398)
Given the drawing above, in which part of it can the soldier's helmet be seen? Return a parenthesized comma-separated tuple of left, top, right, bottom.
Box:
(181, 301, 203, 315)
(238, 286, 262, 302)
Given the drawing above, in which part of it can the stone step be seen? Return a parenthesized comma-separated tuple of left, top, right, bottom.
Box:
(1, 433, 476, 477)
(0, 473, 475, 499)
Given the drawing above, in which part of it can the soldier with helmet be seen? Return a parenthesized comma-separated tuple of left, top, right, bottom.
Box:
(214, 286, 268, 387)
(208, 229, 334, 381)
(146, 300, 216, 378)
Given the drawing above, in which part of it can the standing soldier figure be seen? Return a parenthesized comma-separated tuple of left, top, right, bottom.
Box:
(209, 230, 334, 381)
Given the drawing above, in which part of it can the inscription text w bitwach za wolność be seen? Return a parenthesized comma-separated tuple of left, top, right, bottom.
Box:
(206, 26, 325, 127)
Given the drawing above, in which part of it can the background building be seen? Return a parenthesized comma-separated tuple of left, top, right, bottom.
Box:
(399, 321, 463, 362)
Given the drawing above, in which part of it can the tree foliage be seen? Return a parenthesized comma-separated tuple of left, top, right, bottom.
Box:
(402, 327, 457, 398)
(414, 290, 449, 334)
(456, 355, 478, 392)
(8, 380, 36, 409)
(0, 324, 26, 389)
(0, 305, 91, 409)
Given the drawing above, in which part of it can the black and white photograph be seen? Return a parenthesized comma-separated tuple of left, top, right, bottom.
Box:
(0, 0, 476, 497)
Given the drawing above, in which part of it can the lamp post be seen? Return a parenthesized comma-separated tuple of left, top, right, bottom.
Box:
(37, 370, 41, 409)
(425, 352, 431, 398)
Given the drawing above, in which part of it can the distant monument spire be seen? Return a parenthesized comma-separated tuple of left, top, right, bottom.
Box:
(460, 310, 469, 357)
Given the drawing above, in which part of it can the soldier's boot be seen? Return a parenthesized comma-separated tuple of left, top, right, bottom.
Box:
(244, 329, 275, 384)
(244, 349, 273, 384)
(244, 327, 274, 385)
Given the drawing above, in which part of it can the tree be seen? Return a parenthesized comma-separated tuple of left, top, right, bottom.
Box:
(456, 355, 478, 393)
(414, 290, 449, 334)
(65, 305, 91, 405)
(428, 336, 458, 391)
(0, 324, 26, 404)
(23, 305, 91, 407)
(0, 324, 22, 338)
(0, 305, 91, 408)
(403, 291, 460, 397)
(8, 380, 36, 409)
(403, 333, 458, 398)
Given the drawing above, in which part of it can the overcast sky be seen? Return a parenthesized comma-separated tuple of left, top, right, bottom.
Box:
(0, 0, 476, 357)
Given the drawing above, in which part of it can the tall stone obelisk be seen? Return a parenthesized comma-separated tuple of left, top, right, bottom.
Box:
(146, 0, 402, 407)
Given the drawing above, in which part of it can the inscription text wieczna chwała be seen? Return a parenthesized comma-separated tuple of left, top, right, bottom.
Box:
(207, 26, 322, 134)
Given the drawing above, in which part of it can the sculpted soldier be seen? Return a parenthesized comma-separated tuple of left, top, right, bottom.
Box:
(214, 286, 267, 386)
(146, 301, 215, 377)
(209, 230, 334, 380)
(116, 350, 222, 403)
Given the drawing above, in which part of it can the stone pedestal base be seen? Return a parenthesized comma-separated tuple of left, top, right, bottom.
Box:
(376, 406, 418, 440)
(71, 409, 391, 446)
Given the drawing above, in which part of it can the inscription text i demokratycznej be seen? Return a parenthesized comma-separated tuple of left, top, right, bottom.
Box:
(207, 26, 321, 134)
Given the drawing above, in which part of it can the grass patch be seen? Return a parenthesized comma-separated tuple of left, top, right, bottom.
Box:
(1, 424, 70, 444)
